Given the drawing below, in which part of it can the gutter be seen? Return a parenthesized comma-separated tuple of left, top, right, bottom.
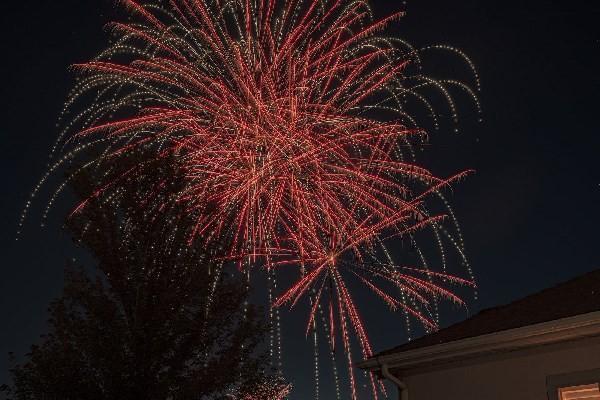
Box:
(381, 362, 408, 400)
(358, 311, 600, 372)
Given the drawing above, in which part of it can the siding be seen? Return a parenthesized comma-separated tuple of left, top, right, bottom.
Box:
(400, 336, 600, 400)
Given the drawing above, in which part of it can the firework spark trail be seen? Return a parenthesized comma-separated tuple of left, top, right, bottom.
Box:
(23, 0, 481, 397)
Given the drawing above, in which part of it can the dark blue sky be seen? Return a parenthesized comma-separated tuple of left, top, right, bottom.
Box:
(1, 1, 599, 399)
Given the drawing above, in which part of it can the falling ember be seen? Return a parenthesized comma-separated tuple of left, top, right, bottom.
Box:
(23, 0, 480, 398)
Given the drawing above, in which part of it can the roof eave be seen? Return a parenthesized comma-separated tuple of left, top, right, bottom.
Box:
(357, 310, 600, 372)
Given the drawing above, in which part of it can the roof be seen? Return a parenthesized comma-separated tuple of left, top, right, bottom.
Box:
(357, 311, 600, 372)
(375, 268, 600, 357)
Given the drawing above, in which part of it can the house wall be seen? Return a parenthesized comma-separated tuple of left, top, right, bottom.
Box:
(399, 335, 600, 400)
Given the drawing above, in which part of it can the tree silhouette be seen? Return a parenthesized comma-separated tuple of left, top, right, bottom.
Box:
(3, 158, 285, 399)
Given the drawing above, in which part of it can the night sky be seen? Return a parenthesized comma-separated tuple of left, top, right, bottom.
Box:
(1, 1, 599, 399)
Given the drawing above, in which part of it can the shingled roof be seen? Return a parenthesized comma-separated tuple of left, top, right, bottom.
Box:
(376, 268, 600, 357)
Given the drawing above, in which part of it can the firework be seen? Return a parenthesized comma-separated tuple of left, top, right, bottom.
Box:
(22, 0, 480, 398)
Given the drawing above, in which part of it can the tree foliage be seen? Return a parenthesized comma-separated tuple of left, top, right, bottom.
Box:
(3, 159, 285, 399)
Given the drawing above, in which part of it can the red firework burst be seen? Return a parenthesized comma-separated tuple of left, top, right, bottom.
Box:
(23, 0, 480, 398)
